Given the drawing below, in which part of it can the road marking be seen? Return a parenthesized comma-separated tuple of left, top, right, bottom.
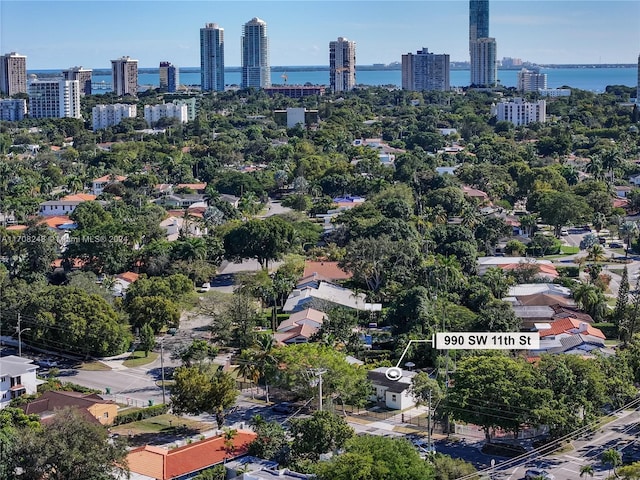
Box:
(564, 455, 583, 461)
(506, 466, 519, 480)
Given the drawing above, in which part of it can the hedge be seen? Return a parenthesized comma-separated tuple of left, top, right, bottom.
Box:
(592, 322, 618, 339)
(113, 403, 170, 426)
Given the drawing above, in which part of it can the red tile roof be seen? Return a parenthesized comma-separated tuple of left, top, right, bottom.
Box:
(39, 215, 74, 228)
(93, 174, 127, 183)
(127, 430, 257, 480)
(302, 261, 352, 281)
(177, 183, 207, 191)
(499, 263, 558, 278)
(116, 271, 139, 284)
(6, 225, 27, 231)
(538, 317, 605, 339)
(61, 193, 97, 202)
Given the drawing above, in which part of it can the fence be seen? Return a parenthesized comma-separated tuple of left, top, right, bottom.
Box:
(454, 423, 548, 440)
(108, 394, 156, 409)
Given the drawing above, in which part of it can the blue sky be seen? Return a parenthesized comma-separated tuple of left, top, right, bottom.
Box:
(1, 1, 638, 69)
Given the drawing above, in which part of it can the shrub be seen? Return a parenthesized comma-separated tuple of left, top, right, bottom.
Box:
(113, 404, 170, 426)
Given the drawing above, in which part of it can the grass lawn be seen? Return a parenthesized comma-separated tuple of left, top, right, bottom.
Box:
(123, 351, 158, 368)
(79, 361, 112, 371)
(110, 414, 211, 436)
(561, 245, 580, 254)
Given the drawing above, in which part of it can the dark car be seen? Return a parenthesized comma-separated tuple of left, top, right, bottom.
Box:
(609, 242, 624, 249)
(272, 402, 295, 414)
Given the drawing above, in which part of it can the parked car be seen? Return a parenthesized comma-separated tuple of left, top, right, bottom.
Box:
(197, 282, 211, 293)
(525, 468, 555, 480)
(598, 237, 607, 245)
(36, 358, 58, 368)
(271, 402, 295, 414)
(560, 228, 569, 236)
(609, 242, 624, 249)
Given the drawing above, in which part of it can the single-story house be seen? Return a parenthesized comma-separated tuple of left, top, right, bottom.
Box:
(153, 194, 207, 209)
(21, 390, 117, 425)
(160, 215, 206, 241)
(225, 456, 314, 479)
(176, 182, 207, 193)
(302, 261, 353, 282)
(113, 271, 140, 297)
(368, 367, 417, 410)
(477, 257, 557, 278)
(273, 308, 326, 345)
(462, 185, 489, 203)
(282, 281, 382, 313)
(38, 193, 99, 217)
(92, 174, 127, 195)
(528, 319, 611, 357)
(126, 430, 257, 480)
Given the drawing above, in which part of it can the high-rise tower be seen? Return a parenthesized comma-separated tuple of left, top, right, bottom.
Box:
(401, 48, 450, 92)
(469, 0, 497, 87)
(63, 66, 92, 96)
(159, 61, 179, 92)
(329, 37, 356, 92)
(200, 23, 225, 92)
(241, 17, 270, 89)
(111, 56, 138, 97)
(0, 52, 27, 96)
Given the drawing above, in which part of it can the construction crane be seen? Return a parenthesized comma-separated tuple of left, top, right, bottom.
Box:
(281, 72, 288, 84)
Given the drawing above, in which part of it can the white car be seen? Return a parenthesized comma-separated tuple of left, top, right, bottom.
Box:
(197, 282, 211, 293)
(525, 468, 555, 480)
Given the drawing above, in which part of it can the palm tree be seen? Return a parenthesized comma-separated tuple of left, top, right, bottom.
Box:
(234, 350, 260, 398)
(586, 244, 607, 262)
(620, 221, 639, 258)
(65, 175, 84, 194)
(601, 448, 621, 478)
(519, 214, 538, 237)
(573, 282, 607, 321)
(252, 335, 277, 404)
(601, 148, 622, 185)
(579, 464, 594, 479)
(586, 155, 604, 182)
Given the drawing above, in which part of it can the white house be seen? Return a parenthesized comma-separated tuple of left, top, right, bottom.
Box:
(629, 174, 640, 186)
(159, 215, 206, 241)
(282, 281, 382, 313)
(38, 193, 98, 217)
(112, 271, 140, 297)
(1, 356, 44, 409)
(367, 367, 417, 410)
(92, 174, 127, 195)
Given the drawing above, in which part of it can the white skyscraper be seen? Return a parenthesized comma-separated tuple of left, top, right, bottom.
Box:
(241, 17, 270, 89)
(28, 78, 81, 119)
(200, 23, 225, 92)
(111, 56, 138, 97)
(330, 37, 356, 92)
(0, 52, 27, 96)
(470, 37, 497, 87)
(92, 104, 137, 131)
(517, 68, 547, 92)
(401, 48, 450, 92)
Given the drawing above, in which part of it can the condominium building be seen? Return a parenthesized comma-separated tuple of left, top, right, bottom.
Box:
(469, 0, 497, 87)
(62, 66, 92, 96)
(171, 98, 197, 121)
(637, 53, 639, 102)
(329, 37, 356, 92)
(241, 17, 270, 88)
(492, 98, 546, 126)
(517, 68, 547, 92)
(28, 78, 81, 119)
(401, 48, 450, 92)
(111, 56, 138, 97)
(200, 23, 225, 92)
(92, 103, 137, 130)
(159, 61, 179, 92)
(470, 37, 497, 87)
(144, 103, 188, 126)
(0, 52, 27, 96)
(0, 98, 27, 121)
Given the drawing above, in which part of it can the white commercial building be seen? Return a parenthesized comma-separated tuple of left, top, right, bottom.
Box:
(539, 88, 571, 97)
(92, 103, 137, 130)
(517, 68, 547, 92)
(492, 97, 546, 126)
(144, 103, 188, 126)
(330, 37, 356, 92)
(28, 78, 81, 119)
(111, 56, 138, 97)
(0, 98, 27, 121)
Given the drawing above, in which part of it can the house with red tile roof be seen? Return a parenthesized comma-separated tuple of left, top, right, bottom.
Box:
(176, 182, 207, 193)
(21, 391, 117, 425)
(536, 317, 605, 339)
(302, 261, 353, 282)
(529, 318, 612, 357)
(126, 430, 257, 480)
(39, 194, 99, 217)
(113, 271, 140, 296)
(92, 174, 127, 195)
(462, 185, 489, 202)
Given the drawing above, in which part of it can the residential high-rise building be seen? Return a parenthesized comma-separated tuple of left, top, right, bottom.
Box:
(470, 37, 497, 87)
(159, 61, 179, 92)
(637, 53, 639, 102)
(241, 17, 270, 89)
(0, 52, 27, 96)
(92, 104, 137, 130)
(401, 48, 450, 92)
(200, 23, 225, 92)
(62, 66, 92, 96)
(28, 78, 81, 119)
(111, 56, 138, 97)
(469, 0, 497, 87)
(469, 0, 489, 46)
(517, 68, 547, 92)
(329, 37, 356, 92)
(492, 98, 546, 126)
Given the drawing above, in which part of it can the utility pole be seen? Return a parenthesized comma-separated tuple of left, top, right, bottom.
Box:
(16, 314, 31, 358)
(427, 389, 432, 454)
(309, 368, 327, 411)
(160, 337, 166, 405)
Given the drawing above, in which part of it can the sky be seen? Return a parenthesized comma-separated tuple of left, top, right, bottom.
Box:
(1, 0, 639, 70)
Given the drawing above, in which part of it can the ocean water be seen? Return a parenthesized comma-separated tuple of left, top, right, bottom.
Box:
(30, 67, 637, 93)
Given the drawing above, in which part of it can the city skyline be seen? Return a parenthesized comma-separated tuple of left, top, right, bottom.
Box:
(1, 1, 639, 70)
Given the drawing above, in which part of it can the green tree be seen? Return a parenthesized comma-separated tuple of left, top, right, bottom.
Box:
(536, 191, 592, 237)
(432, 454, 478, 480)
(139, 323, 155, 357)
(410, 372, 443, 406)
(171, 365, 238, 429)
(13, 407, 128, 480)
(247, 418, 288, 461)
(126, 295, 180, 333)
(615, 266, 630, 325)
(192, 465, 226, 480)
(0, 407, 41, 479)
(174, 339, 219, 366)
(579, 464, 594, 479)
(601, 448, 622, 478)
(289, 411, 354, 461)
(313, 435, 435, 480)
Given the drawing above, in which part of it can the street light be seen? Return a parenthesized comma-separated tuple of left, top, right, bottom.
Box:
(18, 327, 31, 357)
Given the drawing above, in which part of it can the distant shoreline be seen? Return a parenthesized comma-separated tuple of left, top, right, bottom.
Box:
(28, 63, 638, 75)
